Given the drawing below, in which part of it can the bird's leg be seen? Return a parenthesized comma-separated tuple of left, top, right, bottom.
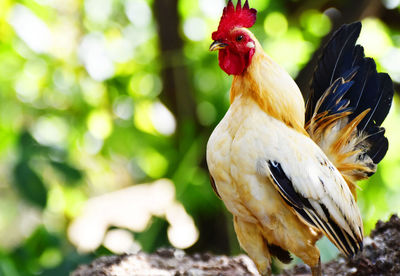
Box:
(233, 216, 271, 276)
(311, 257, 321, 276)
(291, 241, 321, 276)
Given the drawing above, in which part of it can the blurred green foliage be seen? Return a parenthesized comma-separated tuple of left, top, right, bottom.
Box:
(0, 0, 400, 275)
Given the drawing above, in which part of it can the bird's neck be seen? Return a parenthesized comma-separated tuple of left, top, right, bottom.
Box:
(230, 41, 307, 133)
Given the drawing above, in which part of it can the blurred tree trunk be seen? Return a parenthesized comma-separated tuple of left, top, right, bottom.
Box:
(153, 0, 198, 131)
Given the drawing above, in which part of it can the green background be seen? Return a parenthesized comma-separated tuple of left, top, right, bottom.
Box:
(0, 0, 399, 274)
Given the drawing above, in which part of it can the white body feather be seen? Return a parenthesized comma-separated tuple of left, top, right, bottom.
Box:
(207, 94, 363, 260)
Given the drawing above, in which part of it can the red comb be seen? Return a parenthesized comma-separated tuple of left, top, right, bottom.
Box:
(212, 0, 257, 40)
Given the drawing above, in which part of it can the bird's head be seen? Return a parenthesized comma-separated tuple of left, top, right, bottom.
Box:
(210, 0, 257, 75)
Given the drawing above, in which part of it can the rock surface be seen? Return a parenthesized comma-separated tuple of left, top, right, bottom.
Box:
(73, 214, 400, 276)
(72, 248, 260, 276)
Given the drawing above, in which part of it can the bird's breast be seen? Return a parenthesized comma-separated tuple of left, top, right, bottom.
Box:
(206, 96, 287, 223)
(207, 96, 256, 220)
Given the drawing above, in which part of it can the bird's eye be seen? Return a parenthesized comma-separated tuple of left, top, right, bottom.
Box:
(236, 35, 243, 42)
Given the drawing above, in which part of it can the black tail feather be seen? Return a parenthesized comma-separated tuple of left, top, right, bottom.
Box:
(359, 73, 394, 132)
(307, 22, 362, 121)
(306, 22, 394, 167)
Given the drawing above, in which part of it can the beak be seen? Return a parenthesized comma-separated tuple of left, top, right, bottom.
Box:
(209, 41, 228, 51)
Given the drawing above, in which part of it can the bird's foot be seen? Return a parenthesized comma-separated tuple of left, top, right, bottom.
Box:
(311, 257, 322, 276)
(253, 259, 271, 276)
(259, 267, 271, 276)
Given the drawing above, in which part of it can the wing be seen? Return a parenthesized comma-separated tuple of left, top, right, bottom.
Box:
(257, 144, 363, 258)
(306, 22, 394, 197)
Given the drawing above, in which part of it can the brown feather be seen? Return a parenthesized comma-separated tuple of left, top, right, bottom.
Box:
(307, 104, 372, 199)
(330, 109, 370, 154)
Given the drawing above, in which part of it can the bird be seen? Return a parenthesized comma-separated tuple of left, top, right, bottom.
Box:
(206, 1, 394, 275)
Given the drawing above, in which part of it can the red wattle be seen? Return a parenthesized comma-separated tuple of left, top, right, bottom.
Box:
(218, 48, 254, 75)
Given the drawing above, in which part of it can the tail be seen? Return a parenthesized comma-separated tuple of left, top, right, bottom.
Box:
(305, 22, 394, 197)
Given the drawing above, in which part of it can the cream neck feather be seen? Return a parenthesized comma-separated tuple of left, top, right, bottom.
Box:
(230, 29, 306, 133)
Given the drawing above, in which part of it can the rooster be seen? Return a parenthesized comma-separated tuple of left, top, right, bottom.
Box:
(206, 1, 394, 275)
